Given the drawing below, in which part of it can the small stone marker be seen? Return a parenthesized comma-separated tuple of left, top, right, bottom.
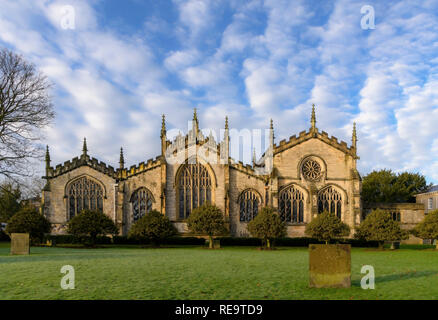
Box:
(213, 239, 221, 249)
(309, 244, 351, 288)
(11, 233, 30, 255)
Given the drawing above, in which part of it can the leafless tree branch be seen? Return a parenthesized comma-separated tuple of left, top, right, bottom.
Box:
(0, 47, 55, 179)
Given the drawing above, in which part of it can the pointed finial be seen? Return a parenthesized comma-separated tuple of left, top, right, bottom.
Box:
(269, 118, 274, 146)
(193, 107, 198, 121)
(252, 148, 256, 165)
(82, 137, 88, 156)
(161, 114, 166, 138)
(119, 147, 125, 169)
(45, 145, 50, 163)
(225, 116, 229, 130)
(192, 107, 199, 135)
(45, 145, 51, 176)
(311, 104, 316, 130)
(352, 122, 357, 149)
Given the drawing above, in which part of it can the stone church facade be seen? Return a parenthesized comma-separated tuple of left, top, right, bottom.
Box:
(41, 106, 362, 237)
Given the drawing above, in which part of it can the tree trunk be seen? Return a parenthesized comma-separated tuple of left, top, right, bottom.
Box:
(209, 236, 213, 249)
(266, 239, 271, 249)
(325, 240, 329, 245)
(435, 240, 438, 250)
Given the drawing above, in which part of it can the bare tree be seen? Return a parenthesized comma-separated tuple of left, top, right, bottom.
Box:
(17, 176, 46, 200)
(0, 47, 54, 180)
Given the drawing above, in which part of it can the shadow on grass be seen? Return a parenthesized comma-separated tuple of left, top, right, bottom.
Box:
(352, 270, 438, 287)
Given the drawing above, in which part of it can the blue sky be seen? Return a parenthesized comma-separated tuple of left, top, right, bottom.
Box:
(1, 0, 438, 183)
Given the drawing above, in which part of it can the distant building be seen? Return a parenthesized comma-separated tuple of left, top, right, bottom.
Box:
(20, 197, 42, 211)
(415, 185, 438, 213)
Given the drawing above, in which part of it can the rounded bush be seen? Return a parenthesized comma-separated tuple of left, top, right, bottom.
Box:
(128, 210, 177, 246)
(412, 209, 438, 249)
(355, 209, 408, 249)
(5, 207, 51, 244)
(67, 210, 118, 246)
(247, 207, 286, 248)
(305, 211, 350, 244)
(186, 203, 227, 249)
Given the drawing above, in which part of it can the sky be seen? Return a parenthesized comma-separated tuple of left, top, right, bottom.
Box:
(0, 0, 438, 183)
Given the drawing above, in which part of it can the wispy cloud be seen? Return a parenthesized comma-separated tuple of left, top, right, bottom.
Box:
(0, 0, 437, 183)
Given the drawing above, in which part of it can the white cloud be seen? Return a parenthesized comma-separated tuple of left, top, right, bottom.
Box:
(1, 0, 438, 184)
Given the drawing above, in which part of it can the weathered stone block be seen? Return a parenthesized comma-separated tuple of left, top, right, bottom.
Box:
(11, 233, 30, 255)
(213, 239, 221, 249)
(309, 244, 351, 288)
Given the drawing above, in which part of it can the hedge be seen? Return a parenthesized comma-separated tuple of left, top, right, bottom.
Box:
(44, 235, 206, 246)
(0, 229, 10, 242)
(44, 234, 112, 245)
(112, 236, 206, 245)
(41, 234, 378, 247)
(216, 237, 379, 247)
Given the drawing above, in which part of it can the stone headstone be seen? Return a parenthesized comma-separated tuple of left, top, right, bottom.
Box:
(390, 241, 400, 250)
(213, 239, 221, 249)
(11, 233, 30, 255)
(309, 244, 351, 288)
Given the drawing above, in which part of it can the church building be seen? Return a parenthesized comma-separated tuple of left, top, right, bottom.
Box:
(41, 106, 362, 237)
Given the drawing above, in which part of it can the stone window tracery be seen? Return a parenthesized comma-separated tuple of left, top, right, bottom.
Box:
(239, 190, 260, 222)
(131, 188, 154, 222)
(67, 176, 104, 219)
(279, 186, 304, 223)
(302, 159, 322, 181)
(317, 186, 342, 219)
(178, 162, 212, 219)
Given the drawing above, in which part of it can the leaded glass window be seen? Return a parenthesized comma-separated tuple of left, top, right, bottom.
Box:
(239, 190, 260, 222)
(67, 176, 104, 219)
(317, 186, 342, 219)
(279, 186, 304, 223)
(131, 188, 154, 222)
(390, 211, 401, 222)
(178, 162, 212, 219)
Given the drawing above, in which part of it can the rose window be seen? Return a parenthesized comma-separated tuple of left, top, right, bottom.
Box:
(302, 160, 322, 181)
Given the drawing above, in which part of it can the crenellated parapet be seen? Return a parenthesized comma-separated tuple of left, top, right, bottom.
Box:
(44, 141, 163, 182)
(46, 154, 118, 179)
(229, 158, 268, 181)
(271, 105, 358, 159)
(273, 128, 358, 159)
(123, 156, 162, 178)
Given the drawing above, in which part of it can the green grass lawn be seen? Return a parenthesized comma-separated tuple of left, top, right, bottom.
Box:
(1, 242, 437, 300)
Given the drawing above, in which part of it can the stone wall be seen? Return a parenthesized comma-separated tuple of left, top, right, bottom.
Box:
(363, 203, 425, 228)
(43, 119, 364, 238)
(363, 203, 426, 244)
(272, 137, 361, 236)
(164, 151, 227, 234)
(229, 166, 266, 237)
(43, 165, 117, 234)
(416, 190, 438, 213)
(121, 165, 162, 235)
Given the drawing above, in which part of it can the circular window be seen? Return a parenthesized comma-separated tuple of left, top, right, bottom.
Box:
(302, 159, 322, 181)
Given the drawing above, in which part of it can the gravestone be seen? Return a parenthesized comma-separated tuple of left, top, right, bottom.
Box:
(11, 233, 30, 255)
(390, 241, 400, 250)
(213, 239, 221, 249)
(309, 244, 351, 288)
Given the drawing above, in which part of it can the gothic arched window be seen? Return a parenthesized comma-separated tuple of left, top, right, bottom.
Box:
(318, 186, 342, 219)
(131, 188, 154, 222)
(279, 186, 304, 223)
(178, 162, 212, 219)
(67, 176, 104, 220)
(239, 190, 261, 222)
